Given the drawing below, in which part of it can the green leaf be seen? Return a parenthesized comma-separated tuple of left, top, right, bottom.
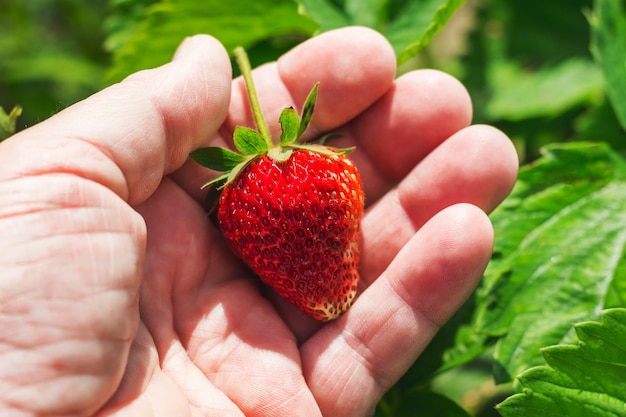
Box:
(376, 388, 471, 417)
(104, 0, 159, 54)
(189, 146, 246, 171)
(296, 0, 465, 65)
(233, 126, 268, 155)
(298, 82, 318, 138)
(460, 0, 601, 128)
(387, 0, 466, 65)
(0, 105, 22, 141)
(279, 107, 300, 146)
(497, 309, 626, 417)
(590, 0, 626, 131)
(107, 0, 318, 82)
(573, 99, 626, 154)
(485, 58, 605, 121)
(344, 0, 388, 28)
(477, 142, 626, 382)
(491, 313, 586, 384)
(295, 0, 349, 30)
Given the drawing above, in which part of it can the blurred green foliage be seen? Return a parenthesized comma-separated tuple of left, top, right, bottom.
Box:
(1, 1, 625, 416)
(457, 0, 624, 163)
(3, 0, 624, 163)
(0, 0, 109, 129)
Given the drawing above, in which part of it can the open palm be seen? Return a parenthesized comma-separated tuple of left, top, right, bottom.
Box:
(0, 27, 517, 417)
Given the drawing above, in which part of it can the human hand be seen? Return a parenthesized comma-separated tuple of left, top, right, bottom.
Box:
(0, 27, 518, 417)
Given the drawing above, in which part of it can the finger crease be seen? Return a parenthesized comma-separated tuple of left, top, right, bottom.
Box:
(385, 268, 444, 330)
(339, 327, 391, 394)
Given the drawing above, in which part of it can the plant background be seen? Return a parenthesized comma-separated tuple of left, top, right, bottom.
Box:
(2, 1, 625, 416)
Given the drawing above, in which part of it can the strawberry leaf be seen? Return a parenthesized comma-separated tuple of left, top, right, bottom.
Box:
(279, 107, 300, 146)
(296, 0, 465, 65)
(496, 309, 626, 417)
(106, 0, 317, 82)
(392, 0, 466, 65)
(233, 126, 268, 155)
(190, 147, 246, 171)
(297, 83, 319, 138)
(476, 142, 626, 382)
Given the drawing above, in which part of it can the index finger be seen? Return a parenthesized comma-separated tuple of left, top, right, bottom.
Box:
(173, 26, 398, 200)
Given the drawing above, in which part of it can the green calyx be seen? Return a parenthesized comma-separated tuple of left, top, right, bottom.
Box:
(190, 47, 352, 191)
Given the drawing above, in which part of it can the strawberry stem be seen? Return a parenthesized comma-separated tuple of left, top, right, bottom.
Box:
(233, 47, 273, 150)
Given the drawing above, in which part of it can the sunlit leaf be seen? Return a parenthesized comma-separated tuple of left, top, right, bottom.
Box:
(296, 0, 465, 64)
(477, 142, 626, 382)
(107, 0, 317, 82)
(497, 309, 626, 417)
(386, 0, 465, 64)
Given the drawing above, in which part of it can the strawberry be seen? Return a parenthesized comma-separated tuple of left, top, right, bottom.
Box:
(191, 47, 364, 321)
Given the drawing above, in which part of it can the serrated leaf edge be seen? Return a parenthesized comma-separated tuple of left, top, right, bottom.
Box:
(496, 308, 626, 416)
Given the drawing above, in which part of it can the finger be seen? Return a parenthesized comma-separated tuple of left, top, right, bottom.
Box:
(360, 124, 518, 285)
(172, 26, 397, 201)
(0, 34, 232, 206)
(341, 69, 474, 200)
(227, 25, 397, 139)
(301, 203, 494, 417)
(283, 125, 517, 341)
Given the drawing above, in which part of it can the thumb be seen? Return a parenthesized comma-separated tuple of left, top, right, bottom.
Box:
(0, 34, 232, 206)
(0, 34, 231, 416)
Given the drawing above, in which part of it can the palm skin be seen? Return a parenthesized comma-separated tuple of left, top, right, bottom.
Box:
(0, 27, 518, 417)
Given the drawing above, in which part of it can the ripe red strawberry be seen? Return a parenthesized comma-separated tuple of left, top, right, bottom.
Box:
(191, 47, 364, 321)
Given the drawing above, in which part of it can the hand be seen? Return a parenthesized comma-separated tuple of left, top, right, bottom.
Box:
(0, 27, 518, 417)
